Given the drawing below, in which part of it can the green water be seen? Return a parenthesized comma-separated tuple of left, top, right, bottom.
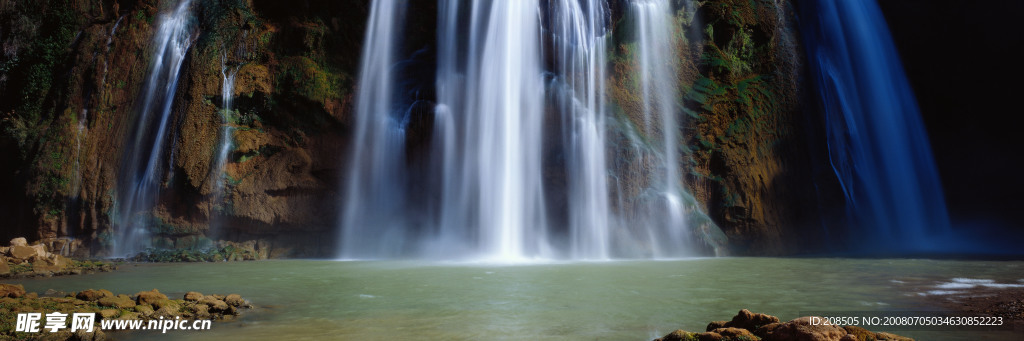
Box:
(15, 258, 1024, 340)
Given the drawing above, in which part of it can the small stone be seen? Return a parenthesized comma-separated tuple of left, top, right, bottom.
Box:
(754, 322, 782, 339)
(135, 289, 168, 305)
(183, 291, 204, 301)
(0, 283, 26, 298)
(225, 294, 246, 307)
(152, 298, 181, 311)
(764, 316, 846, 341)
(118, 312, 141, 321)
(192, 303, 210, 319)
(135, 304, 155, 316)
(727, 309, 780, 331)
(42, 289, 66, 297)
(710, 327, 757, 340)
(29, 244, 47, 258)
(654, 329, 692, 341)
(199, 296, 230, 312)
(98, 295, 136, 309)
(153, 305, 180, 318)
(706, 320, 728, 332)
(10, 237, 27, 247)
(9, 245, 36, 261)
(73, 329, 106, 341)
(99, 309, 120, 319)
(76, 289, 108, 301)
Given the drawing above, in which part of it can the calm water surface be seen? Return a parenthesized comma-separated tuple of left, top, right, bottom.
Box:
(17, 258, 1024, 340)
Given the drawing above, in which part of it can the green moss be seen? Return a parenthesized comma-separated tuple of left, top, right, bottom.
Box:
(277, 56, 347, 105)
(131, 244, 257, 262)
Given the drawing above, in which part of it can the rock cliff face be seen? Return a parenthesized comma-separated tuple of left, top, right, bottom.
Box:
(1, 0, 375, 257)
(605, 0, 837, 255)
(0, 0, 838, 257)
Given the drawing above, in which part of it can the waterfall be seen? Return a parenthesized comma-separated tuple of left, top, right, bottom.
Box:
(548, 0, 612, 259)
(342, 0, 705, 260)
(114, 0, 195, 257)
(209, 55, 238, 238)
(339, 0, 409, 258)
(431, 0, 550, 260)
(801, 0, 951, 250)
(627, 0, 690, 257)
(99, 16, 124, 91)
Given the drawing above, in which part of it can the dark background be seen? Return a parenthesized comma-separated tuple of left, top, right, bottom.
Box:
(876, 0, 1024, 238)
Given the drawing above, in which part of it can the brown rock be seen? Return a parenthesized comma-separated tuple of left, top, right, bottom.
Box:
(183, 291, 204, 301)
(76, 289, 113, 301)
(728, 309, 781, 331)
(0, 260, 9, 275)
(839, 335, 857, 341)
(98, 295, 136, 309)
(842, 326, 914, 341)
(706, 320, 728, 331)
(73, 329, 106, 341)
(10, 237, 27, 247)
(99, 309, 120, 319)
(29, 244, 47, 258)
(135, 304, 154, 316)
(225, 293, 246, 307)
(711, 327, 758, 340)
(135, 289, 168, 305)
(764, 316, 847, 341)
(754, 322, 782, 339)
(654, 329, 691, 341)
(152, 299, 181, 311)
(192, 303, 211, 319)
(200, 296, 231, 313)
(117, 312, 141, 320)
(0, 283, 26, 298)
(876, 332, 914, 341)
(9, 245, 36, 261)
(32, 254, 69, 273)
(153, 304, 180, 318)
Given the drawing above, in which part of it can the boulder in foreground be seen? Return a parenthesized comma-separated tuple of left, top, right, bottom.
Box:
(654, 310, 914, 341)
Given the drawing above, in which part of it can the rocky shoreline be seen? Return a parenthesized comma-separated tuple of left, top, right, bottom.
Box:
(654, 309, 915, 341)
(0, 284, 251, 340)
(1, 238, 116, 279)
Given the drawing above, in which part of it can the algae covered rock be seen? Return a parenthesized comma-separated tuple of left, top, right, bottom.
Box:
(135, 288, 169, 305)
(0, 283, 25, 298)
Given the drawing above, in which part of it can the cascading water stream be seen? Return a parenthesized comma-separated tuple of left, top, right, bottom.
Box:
(209, 55, 238, 238)
(547, 0, 612, 259)
(342, 0, 708, 260)
(339, 0, 409, 258)
(113, 0, 196, 257)
(801, 0, 951, 251)
(431, 0, 550, 260)
(629, 0, 690, 257)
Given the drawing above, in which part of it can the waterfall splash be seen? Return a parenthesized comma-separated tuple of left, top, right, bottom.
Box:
(339, 0, 409, 259)
(114, 0, 196, 257)
(209, 55, 238, 238)
(801, 0, 952, 251)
